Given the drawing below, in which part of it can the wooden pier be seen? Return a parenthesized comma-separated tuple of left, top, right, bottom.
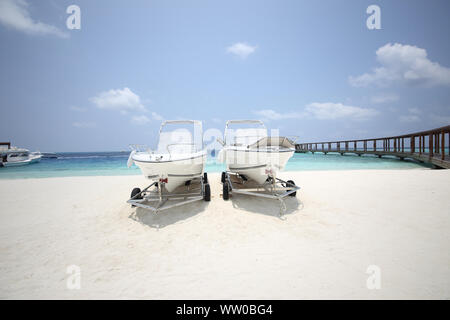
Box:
(295, 125, 450, 169)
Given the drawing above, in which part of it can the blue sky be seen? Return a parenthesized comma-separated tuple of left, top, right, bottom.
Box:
(0, 0, 449, 152)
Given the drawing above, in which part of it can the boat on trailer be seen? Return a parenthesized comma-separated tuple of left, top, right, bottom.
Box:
(217, 120, 299, 216)
(127, 120, 210, 213)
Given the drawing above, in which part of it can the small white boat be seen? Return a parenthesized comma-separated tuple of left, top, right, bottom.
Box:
(128, 120, 207, 192)
(217, 120, 295, 184)
(0, 142, 42, 167)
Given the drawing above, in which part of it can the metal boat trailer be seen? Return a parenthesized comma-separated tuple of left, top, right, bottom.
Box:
(127, 174, 210, 213)
(221, 171, 300, 216)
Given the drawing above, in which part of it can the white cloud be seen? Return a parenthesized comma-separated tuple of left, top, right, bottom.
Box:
(253, 109, 305, 121)
(254, 103, 377, 122)
(371, 93, 399, 104)
(131, 115, 151, 125)
(429, 114, 450, 126)
(0, 0, 68, 38)
(305, 102, 378, 120)
(226, 42, 257, 59)
(408, 107, 421, 115)
(72, 122, 95, 128)
(399, 107, 422, 123)
(399, 115, 420, 123)
(131, 112, 163, 125)
(70, 106, 87, 112)
(350, 43, 450, 87)
(151, 111, 163, 121)
(90, 87, 146, 113)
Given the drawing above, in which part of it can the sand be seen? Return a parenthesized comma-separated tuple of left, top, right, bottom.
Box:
(0, 169, 449, 299)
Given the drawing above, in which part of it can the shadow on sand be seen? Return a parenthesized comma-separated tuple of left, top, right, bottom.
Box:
(230, 194, 303, 218)
(129, 201, 210, 229)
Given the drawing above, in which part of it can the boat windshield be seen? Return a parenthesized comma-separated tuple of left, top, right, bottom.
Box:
(224, 120, 268, 147)
(157, 120, 203, 155)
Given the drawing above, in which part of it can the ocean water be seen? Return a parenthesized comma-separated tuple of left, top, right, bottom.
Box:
(0, 151, 431, 179)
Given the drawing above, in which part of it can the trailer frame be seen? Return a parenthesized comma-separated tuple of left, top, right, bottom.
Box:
(222, 171, 300, 217)
(127, 175, 209, 213)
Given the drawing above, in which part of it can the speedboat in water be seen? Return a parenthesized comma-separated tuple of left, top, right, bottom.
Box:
(0, 142, 42, 167)
(128, 120, 207, 193)
(217, 120, 295, 184)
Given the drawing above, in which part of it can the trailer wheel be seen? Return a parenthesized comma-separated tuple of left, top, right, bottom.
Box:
(203, 172, 208, 184)
(204, 183, 211, 201)
(287, 180, 296, 197)
(223, 182, 229, 200)
(131, 187, 142, 199)
(221, 171, 226, 183)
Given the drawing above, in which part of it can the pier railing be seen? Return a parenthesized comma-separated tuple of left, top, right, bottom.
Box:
(295, 125, 450, 168)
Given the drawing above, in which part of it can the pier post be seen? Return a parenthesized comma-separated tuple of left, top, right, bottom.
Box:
(429, 134, 433, 158)
(423, 136, 425, 153)
(442, 131, 445, 160)
(435, 134, 439, 154)
(419, 136, 421, 155)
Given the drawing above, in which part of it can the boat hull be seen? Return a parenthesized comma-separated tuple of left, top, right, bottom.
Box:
(133, 154, 206, 192)
(219, 148, 294, 184)
(1, 155, 41, 167)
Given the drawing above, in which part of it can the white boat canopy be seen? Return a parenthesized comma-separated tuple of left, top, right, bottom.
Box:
(224, 120, 268, 147)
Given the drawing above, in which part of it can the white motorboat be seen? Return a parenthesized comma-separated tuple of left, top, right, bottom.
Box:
(217, 120, 295, 184)
(128, 120, 207, 193)
(0, 142, 42, 167)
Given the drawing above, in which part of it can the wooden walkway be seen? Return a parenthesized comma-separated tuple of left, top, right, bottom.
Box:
(295, 125, 450, 169)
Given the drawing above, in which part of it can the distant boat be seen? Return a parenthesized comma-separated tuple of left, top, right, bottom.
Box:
(41, 152, 58, 159)
(0, 142, 42, 167)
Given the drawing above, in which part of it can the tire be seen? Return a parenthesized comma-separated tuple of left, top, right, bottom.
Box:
(203, 172, 208, 184)
(223, 182, 229, 200)
(221, 171, 226, 183)
(131, 187, 142, 199)
(204, 183, 211, 201)
(287, 180, 296, 197)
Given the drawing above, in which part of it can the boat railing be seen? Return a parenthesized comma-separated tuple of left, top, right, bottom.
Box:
(129, 144, 151, 153)
(229, 135, 267, 146)
(166, 143, 203, 159)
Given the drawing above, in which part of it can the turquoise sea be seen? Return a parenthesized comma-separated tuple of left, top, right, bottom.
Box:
(0, 151, 431, 179)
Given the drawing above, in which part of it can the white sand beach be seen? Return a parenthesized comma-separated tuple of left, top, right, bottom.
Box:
(0, 169, 449, 299)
